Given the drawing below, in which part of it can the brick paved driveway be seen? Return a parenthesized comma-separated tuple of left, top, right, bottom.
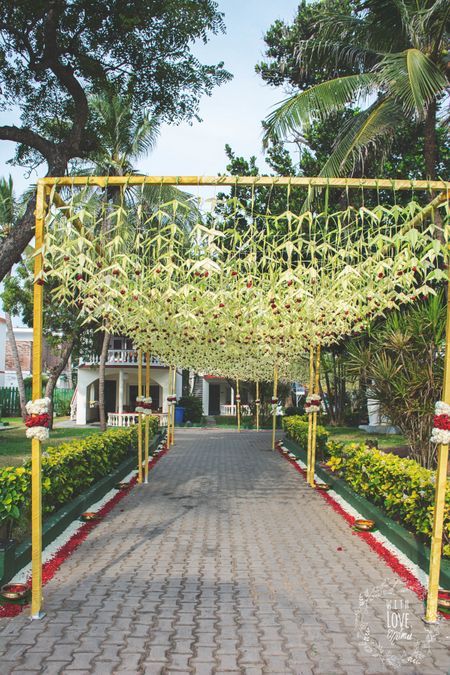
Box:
(1, 429, 449, 674)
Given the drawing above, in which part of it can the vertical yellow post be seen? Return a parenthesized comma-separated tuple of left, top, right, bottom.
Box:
(144, 351, 150, 483)
(425, 268, 450, 622)
(256, 381, 260, 432)
(272, 366, 278, 450)
(236, 379, 241, 432)
(309, 345, 321, 488)
(137, 349, 143, 483)
(167, 365, 172, 448)
(307, 346, 315, 485)
(31, 181, 46, 619)
(171, 365, 176, 445)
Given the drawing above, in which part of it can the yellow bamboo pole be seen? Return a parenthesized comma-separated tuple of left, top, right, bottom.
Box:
(171, 365, 176, 445)
(144, 351, 150, 483)
(425, 268, 450, 622)
(137, 349, 143, 484)
(256, 381, 260, 432)
(236, 379, 241, 432)
(307, 346, 315, 486)
(167, 366, 173, 448)
(41, 175, 449, 191)
(272, 366, 278, 450)
(309, 345, 322, 488)
(30, 181, 46, 619)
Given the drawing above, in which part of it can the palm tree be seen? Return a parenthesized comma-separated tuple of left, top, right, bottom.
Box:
(82, 93, 159, 429)
(264, 0, 449, 181)
(81, 92, 197, 429)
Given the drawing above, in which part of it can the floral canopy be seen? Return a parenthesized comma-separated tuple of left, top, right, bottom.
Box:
(41, 181, 449, 382)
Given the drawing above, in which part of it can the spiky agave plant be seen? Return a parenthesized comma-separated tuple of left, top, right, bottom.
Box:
(346, 292, 446, 468)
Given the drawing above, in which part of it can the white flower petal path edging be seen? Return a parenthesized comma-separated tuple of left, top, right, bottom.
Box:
(276, 441, 437, 604)
(0, 440, 168, 619)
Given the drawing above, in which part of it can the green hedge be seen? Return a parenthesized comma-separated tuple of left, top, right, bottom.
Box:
(214, 415, 252, 427)
(0, 420, 159, 532)
(282, 415, 329, 459)
(326, 440, 450, 557)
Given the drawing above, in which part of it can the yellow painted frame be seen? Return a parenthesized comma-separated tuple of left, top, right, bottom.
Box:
(137, 349, 143, 483)
(31, 175, 449, 622)
(272, 366, 278, 450)
(256, 381, 260, 432)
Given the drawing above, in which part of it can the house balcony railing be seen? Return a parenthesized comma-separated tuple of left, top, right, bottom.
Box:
(79, 350, 164, 367)
(220, 404, 252, 416)
(108, 411, 168, 427)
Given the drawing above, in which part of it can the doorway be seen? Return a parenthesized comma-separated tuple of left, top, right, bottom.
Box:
(105, 381, 117, 413)
(209, 384, 221, 415)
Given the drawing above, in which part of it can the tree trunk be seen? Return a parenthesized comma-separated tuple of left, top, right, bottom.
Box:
(44, 335, 76, 430)
(423, 101, 438, 181)
(98, 330, 110, 431)
(4, 312, 27, 420)
(324, 369, 336, 425)
(182, 369, 190, 397)
(0, 157, 70, 283)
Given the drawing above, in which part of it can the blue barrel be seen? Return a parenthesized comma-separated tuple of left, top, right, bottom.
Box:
(174, 406, 185, 425)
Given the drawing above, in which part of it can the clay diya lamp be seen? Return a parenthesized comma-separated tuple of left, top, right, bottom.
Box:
(115, 482, 131, 491)
(80, 512, 102, 522)
(315, 482, 331, 491)
(1, 583, 30, 601)
(353, 518, 376, 532)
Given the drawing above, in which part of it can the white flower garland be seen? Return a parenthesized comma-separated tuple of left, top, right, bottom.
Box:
(25, 397, 51, 440)
(430, 400, 450, 445)
(136, 396, 153, 414)
(25, 397, 51, 415)
(26, 426, 50, 441)
(305, 394, 321, 414)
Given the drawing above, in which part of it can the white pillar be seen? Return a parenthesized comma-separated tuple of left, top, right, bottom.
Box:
(202, 378, 209, 416)
(118, 369, 124, 413)
(162, 371, 169, 413)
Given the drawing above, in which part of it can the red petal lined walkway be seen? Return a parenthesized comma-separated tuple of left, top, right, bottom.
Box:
(0, 429, 449, 673)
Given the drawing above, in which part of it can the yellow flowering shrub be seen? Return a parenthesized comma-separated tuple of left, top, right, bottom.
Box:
(327, 440, 450, 557)
(282, 415, 330, 458)
(0, 420, 159, 533)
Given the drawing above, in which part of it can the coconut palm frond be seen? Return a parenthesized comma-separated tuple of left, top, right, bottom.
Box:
(130, 113, 160, 160)
(317, 98, 403, 178)
(264, 73, 378, 145)
(301, 98, 403, 211)
(378, 49, 448, 119)
(297, 39, 382, 74)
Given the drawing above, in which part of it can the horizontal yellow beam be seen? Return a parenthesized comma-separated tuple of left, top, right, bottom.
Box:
(40, 175, 450, 192)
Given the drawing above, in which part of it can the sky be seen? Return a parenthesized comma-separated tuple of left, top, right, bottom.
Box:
(0, 0, 300, 195)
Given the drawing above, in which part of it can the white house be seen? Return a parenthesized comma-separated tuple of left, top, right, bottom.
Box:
(75, 336, 182, 427)
(74, 335, 251, 426)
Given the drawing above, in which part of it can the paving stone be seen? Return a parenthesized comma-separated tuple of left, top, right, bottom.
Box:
(0, 429, 449, 675)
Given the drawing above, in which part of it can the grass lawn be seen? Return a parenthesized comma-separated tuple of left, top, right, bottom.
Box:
(0, 423, 103, 467)
(325, 425, 406, 449)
